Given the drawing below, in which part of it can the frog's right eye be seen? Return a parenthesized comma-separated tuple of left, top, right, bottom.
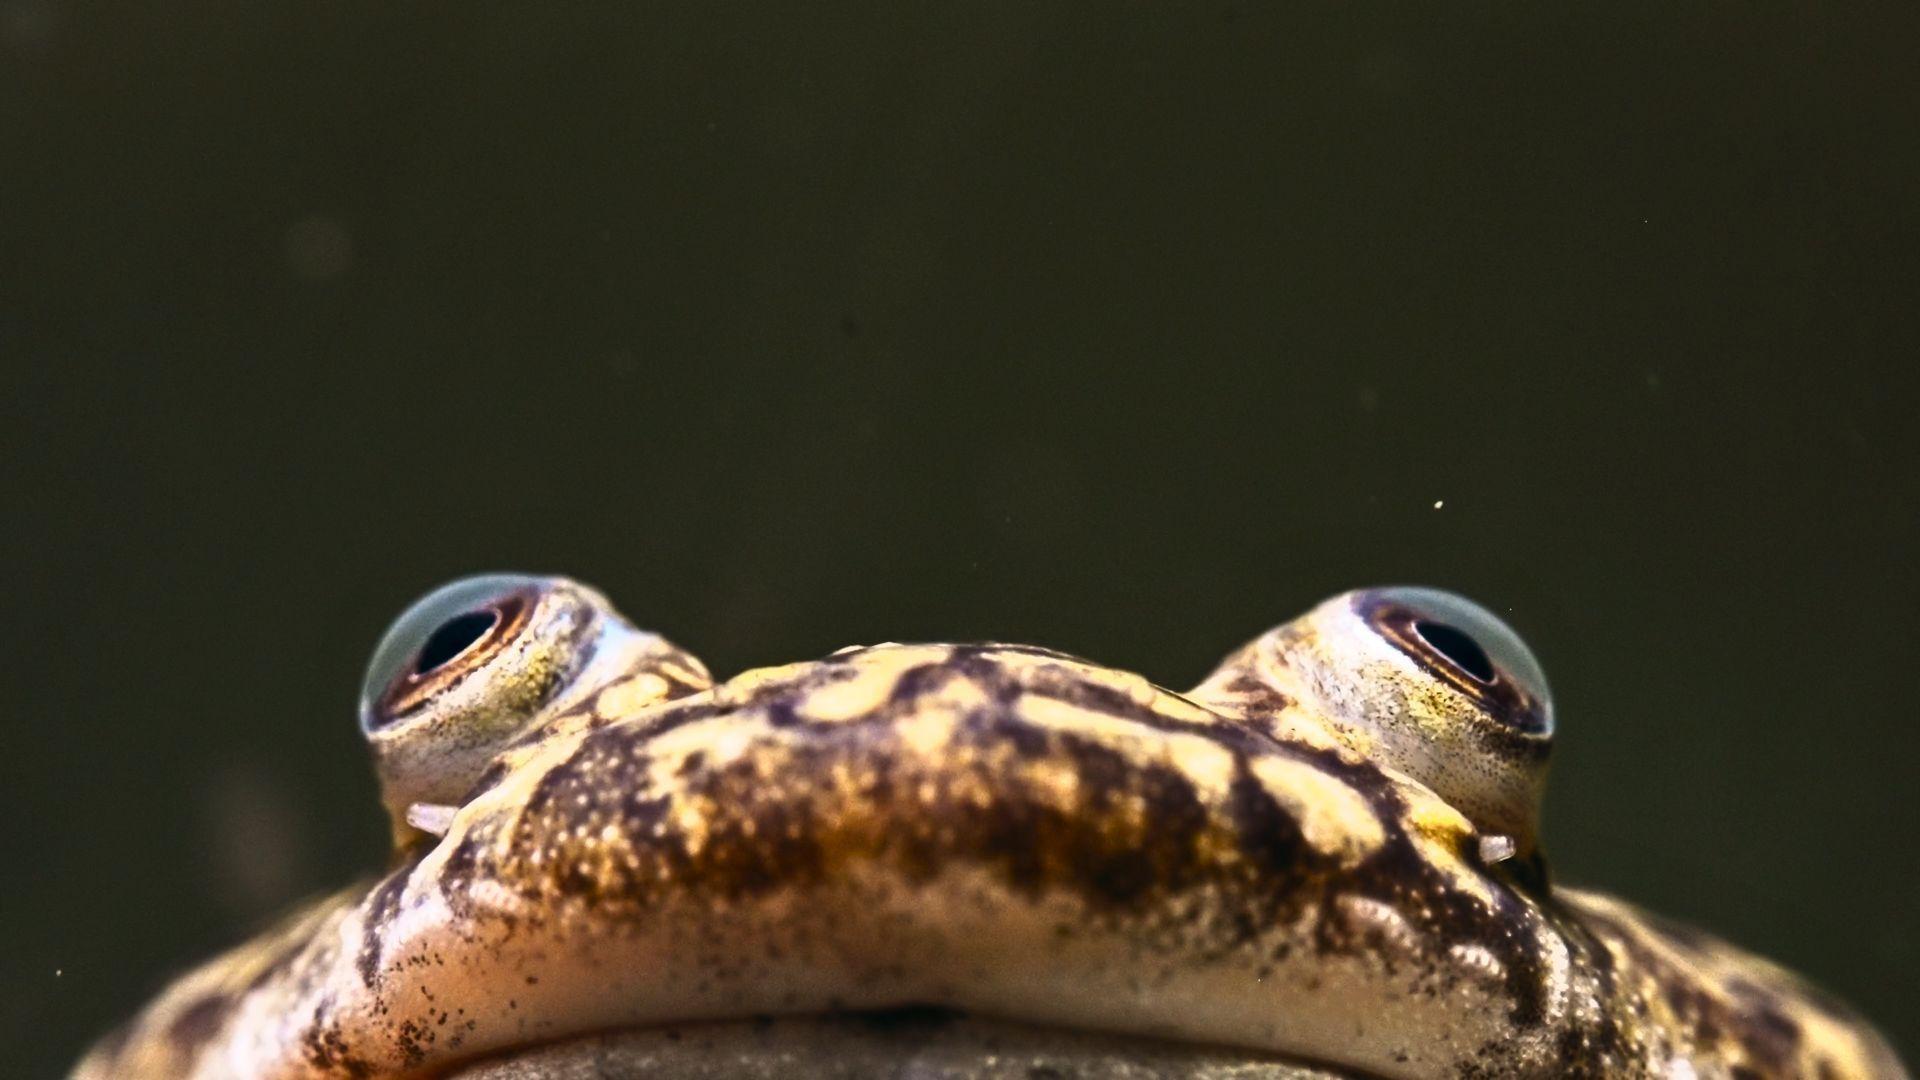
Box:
(358, 574, 713, 848)
(360, 575, 547, 733)
(358, 574, 641, 846)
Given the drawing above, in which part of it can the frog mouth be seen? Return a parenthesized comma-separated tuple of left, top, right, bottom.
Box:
(447, 1008, 1363, 1079)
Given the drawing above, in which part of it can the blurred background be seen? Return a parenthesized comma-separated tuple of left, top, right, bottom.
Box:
(4, 4, 1916, 1074)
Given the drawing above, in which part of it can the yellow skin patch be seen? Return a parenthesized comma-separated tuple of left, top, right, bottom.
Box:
(74, 584, 1906, 1079)
(1246, 755, 1384, 865)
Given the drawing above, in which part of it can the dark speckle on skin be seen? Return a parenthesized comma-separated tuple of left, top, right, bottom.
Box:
(298, 997, 374, 1079)
(356, 864, 413, 989)
(762, 696, 804, 729)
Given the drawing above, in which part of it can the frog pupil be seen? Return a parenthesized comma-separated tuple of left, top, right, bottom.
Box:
(415, 610, 499, 675)
(1414, 620, 1496, 683)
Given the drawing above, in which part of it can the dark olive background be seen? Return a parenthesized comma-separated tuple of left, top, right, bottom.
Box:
(5, 4, 1918, 1075)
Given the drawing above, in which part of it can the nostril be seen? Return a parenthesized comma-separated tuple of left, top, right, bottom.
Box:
(415, 610, 500, 675)
(1413, 620, 1496, 683)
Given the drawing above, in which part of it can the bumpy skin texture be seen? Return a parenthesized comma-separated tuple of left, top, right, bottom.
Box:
(75, 617, 1906, 1078)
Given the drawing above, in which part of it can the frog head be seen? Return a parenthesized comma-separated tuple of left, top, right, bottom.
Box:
(74, 576, 1906, 1078)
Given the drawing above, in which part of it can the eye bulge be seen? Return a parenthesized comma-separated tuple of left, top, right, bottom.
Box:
(358, 573, 548, 734)
(1360, 586, 1555, 737)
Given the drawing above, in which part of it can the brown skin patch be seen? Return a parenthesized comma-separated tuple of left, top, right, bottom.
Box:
(355, 864, 414, 989)
(1569, 899, 1837, 1076)
(1219, 670, 1296, 714)
(165, 992, 236, 1051)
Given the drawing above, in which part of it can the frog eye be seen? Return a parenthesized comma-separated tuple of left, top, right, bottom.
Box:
(359, 575, 545, 733)
(356, 574, 710, 847)
(1358, 587, 1554, 737)
(1190, 586, 1556, 856)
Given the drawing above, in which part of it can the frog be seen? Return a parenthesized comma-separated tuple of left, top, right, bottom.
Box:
(73, 575, 1907, 1079)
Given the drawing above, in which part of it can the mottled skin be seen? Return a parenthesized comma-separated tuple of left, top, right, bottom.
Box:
(75, 580, 1906, 1079)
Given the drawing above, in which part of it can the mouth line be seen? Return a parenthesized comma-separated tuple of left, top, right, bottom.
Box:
(446, 1007, 1374, 1080)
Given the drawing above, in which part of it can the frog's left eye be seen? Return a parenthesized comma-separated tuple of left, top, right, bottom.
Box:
(1359, 586, 1554, 737)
